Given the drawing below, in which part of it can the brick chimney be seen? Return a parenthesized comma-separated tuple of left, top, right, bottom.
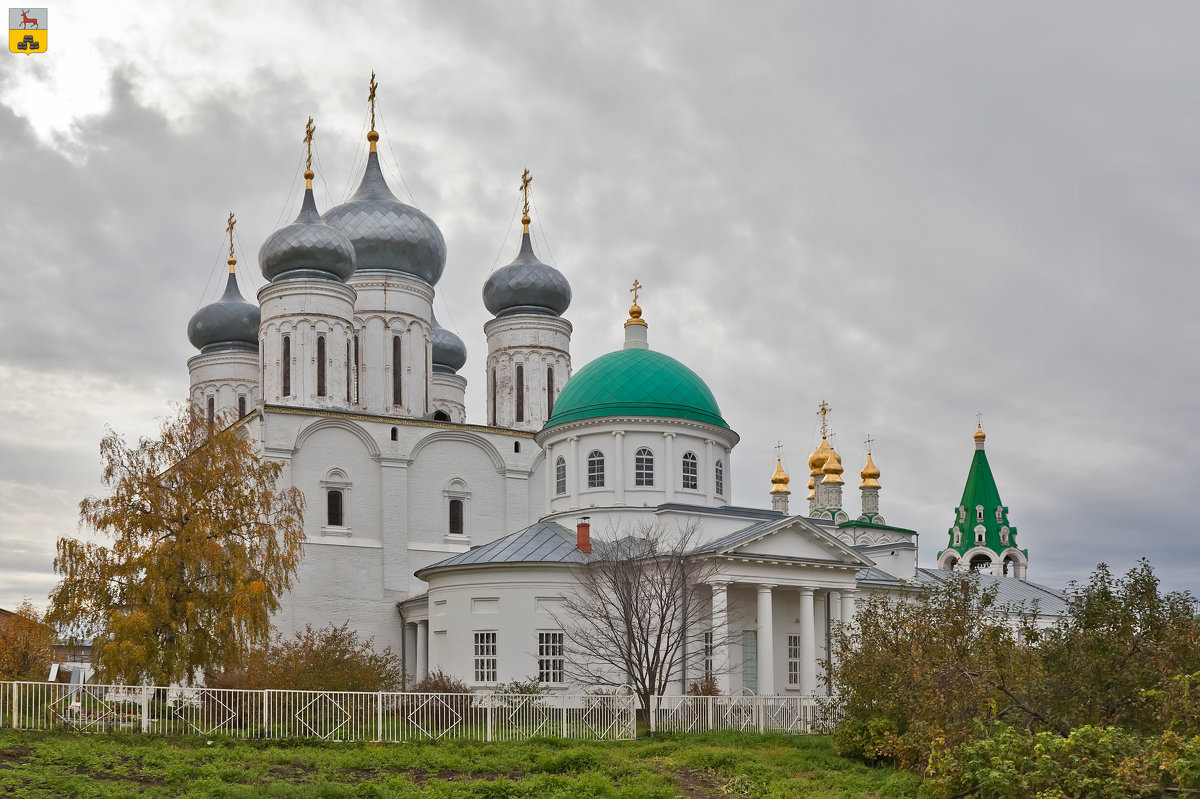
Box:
(576, 516, 592, 554)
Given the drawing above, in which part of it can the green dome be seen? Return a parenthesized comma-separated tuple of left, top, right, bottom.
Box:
(545, 348, 729, 429)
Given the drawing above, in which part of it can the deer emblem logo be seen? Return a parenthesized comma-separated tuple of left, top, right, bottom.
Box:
(9, 7, 47, 54)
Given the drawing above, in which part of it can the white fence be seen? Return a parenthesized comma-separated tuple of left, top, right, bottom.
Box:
(652, 694, 841, 735)
(1, 681, 635, 742)
(1, 682, 841, 742)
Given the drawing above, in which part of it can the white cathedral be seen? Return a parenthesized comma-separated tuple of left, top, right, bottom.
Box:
(184, 104, 1065, 697)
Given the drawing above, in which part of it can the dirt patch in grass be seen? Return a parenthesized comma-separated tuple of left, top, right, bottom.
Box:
(0, 745, 33, 769)
(411, 769, 526, 786)
(656, 764, 728, 799)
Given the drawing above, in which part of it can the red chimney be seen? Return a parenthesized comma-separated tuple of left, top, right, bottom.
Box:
(576, 517, 592, 554)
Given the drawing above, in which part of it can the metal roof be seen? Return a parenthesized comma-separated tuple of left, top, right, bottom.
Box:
(916, 568, 1069, 615)
(416, 521, 585, 576)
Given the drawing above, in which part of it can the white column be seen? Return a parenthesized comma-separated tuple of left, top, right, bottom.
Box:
(798, 587, 816, 695)
(840, 589, 857, 631)
(613, 431, 625, 505)
(756, 584, 775, 694)
(711, 582, 730, 694)
(828, 590, 841, 626)
(404, 623, 418, 687)
(703, 439, 715, 504)
(416, 621, 428, 683)
(663, 432, 675, 502)
(569, 436, 580, 507)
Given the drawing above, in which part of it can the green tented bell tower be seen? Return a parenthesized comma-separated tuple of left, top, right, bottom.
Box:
(936, 423, 1029, 578)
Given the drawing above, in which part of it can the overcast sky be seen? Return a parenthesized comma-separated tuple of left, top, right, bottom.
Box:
(2, 1, 1197, 612)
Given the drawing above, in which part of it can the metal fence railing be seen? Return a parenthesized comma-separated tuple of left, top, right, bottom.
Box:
(652, 694, 842, 735)
(1, 682, 636, 742)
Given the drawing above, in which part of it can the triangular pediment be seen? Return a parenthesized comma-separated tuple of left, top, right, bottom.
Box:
(703, 517, 872, 567)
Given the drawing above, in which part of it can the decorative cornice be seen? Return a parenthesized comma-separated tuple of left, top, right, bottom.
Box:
(264, 404, 536, 438)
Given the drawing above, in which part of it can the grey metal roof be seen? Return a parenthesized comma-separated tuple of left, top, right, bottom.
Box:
(187, 272, 260, 353)
(417, 521, 585, 575)
(431, 313, 467, 374)
(693, 519, 781, 554)
(657, 503, 784, 521)
(323, 151, 446, 284)
(258, 187, 356, 283)
(482, 232, 571, 318)
(916, 568, 1070, 615)
(855, 567, 907, 586)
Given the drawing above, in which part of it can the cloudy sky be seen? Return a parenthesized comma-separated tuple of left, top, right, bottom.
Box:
(2, 1, 1197, 612)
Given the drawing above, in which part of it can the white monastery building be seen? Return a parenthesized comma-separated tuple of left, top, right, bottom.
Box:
(184, 92, 1066, 696)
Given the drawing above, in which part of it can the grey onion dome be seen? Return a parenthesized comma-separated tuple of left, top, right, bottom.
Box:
(322, 151, 447, 285)
(482, 232, 572, 317)
(259, 187, 356, 282)
(187, 272, 261, 353)
(431, 314, 467, 374)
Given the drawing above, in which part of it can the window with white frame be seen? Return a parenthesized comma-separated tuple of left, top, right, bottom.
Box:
(587, 450, 605, 488)
(320, 469, 352, 535)
(787, 634, 802, 686)
(635, 447, 654, 486)
(704, 631, 714, 680)
(444, 478, 471, 539)
(681, 451, 698, 490)
(715, 460, 724, 496)
(473, 631, 497, 683)
(537, 631, 564, 684)
(555, 456, 566, 495)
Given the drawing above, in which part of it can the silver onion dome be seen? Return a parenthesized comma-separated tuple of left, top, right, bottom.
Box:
(187, 272, 260, 353)
(431, 314, 467, 374)
(259, 187, 356, 282)
(482, 231, 572, 317)
(323, 151, 446, 285)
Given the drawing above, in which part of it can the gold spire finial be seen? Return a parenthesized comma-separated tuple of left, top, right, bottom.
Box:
(626, 279, 647, 326)
(225, 212, 237, 273)
(520, 168, 533, 232)
(974, 411, 986, 442)
(303, 116, 315, 188)
(860, 435, 881, 488)
(770, 442, 791, 494)
(367, 71, 379, 152)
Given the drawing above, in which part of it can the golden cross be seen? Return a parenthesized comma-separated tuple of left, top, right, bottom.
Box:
(976, 411, 983, 427)
(520, 168, 532, 217)
(774, 441, 784, 460)
(304, 116, 315, 171)
(368, 71, 378, 130)
(226, 212, 236, 260)
(864, 434, 875, 453)
(630, 279, 642, 304)
(817, 400, 830, 438)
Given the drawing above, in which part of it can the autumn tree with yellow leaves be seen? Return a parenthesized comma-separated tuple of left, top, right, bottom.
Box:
(0, 600, 56, 680)
(47, 404, 305, 685)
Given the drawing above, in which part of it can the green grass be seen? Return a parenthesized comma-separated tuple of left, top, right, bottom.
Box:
(0, 728, 922, 798)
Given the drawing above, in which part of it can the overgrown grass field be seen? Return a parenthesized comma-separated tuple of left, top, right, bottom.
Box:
(0, 728, 920, 798)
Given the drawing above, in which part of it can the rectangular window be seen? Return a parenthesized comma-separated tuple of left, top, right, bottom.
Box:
(538, 631, 564, 684)
(206, 396, 215, 427)
(316, 335, 327, 396)
(742, 630, 757, 694)
(787, 634, 801, 686)
(682, 453, 698, 490)
(546, 367, 555, 417)
(635, 448, 654, 487)
(515, 364, 525, 422)
(282, 335, 291, 397)
(555, 458, 566, 495)
(704, 631, 714, 681)
(473, 632, 497, 684)
(449, 499, 464, 535)
(392, 335, 402, 407)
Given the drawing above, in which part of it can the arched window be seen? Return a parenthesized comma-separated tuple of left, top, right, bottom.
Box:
(327, 489, 344, 527)
(206, 396, 215, 427)
(976, 505, 984, 522)
(969, 555, 992, 573)
(238, 395, 247, 418)
(587, 450, 605, 488)
(352, 335, 361, 405)
(444, 478, 470, 538)
(316, 335, 327, 397)
(515, 364, 525, 422)
(345, 340, 352, 402)
(433, 410, 451, 422)
(281, 335, 291, 396)
(635, 448, 654, 487)
(546, 367, 555, 416)
(681, 451, 698, 490)
(392, 335, 402, 407)
(448, 499, 464, 535)
(490, 368, 497, 426)
(715, 460, 725, 496)
(513, 441, 521, 453)
(390, 427, 398, 441)
(555, 456, 566, 495)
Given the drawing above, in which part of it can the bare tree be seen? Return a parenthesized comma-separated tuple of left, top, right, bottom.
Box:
(556, 521, 734, 721)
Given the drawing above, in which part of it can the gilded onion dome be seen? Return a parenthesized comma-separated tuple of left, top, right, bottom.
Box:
(860, 452, 881, 489)
(431, 314, 467, 374)
(809, 437, 832, 475)
(822, 448, 846, 485)
(769, 458, 791, 495)
(259, 186, 356, 283)
(187, 266, 260, 353)
(974, 423, 986, 442)
(806, 476, 815, 500)
(322, 149, 447, 284)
